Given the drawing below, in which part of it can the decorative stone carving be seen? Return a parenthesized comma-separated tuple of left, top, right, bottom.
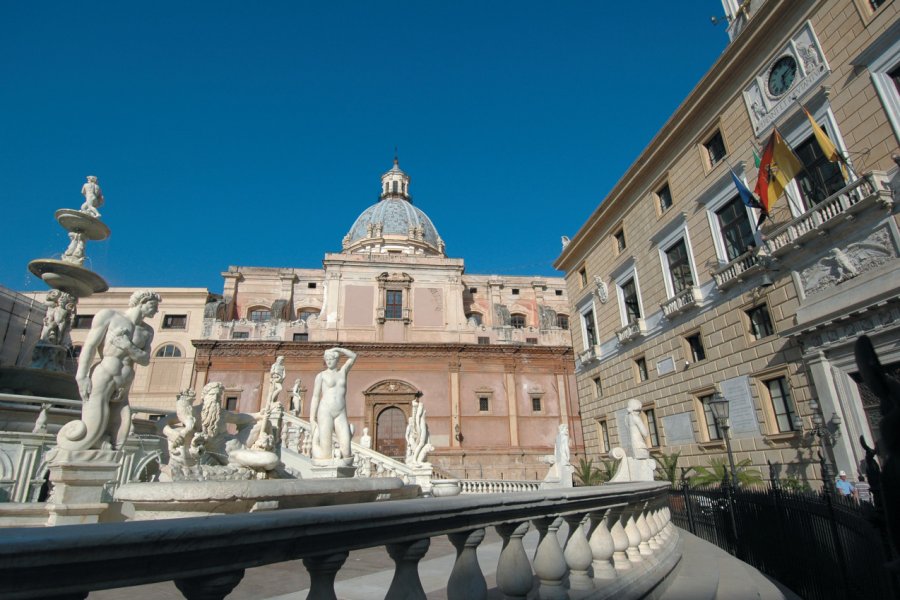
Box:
(310, 347, 357, 465)
(404, 398, 433, 466)
(800, 229, 894, 296)
(39, 290, 75, 346)
(267, 356, 286, 405)
(162, 389, 201, 470)
(32, 403, 52, 434)
(594, 276, 609, 304)
(61, 232, 86, 266)
(80, 175, 104, 218)
(57, 290, 160, 451)
(290, 378, 305, 415)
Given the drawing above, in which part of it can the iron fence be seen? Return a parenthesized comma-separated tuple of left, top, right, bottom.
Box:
(669, 483, 897, 600)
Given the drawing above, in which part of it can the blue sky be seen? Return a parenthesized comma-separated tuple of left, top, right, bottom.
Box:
(2, 2, 727, 293)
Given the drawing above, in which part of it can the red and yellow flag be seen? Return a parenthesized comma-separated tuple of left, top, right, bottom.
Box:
(753, 128, 802, 213)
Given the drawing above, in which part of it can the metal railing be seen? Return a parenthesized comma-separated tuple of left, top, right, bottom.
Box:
(0, 482, 678, 600)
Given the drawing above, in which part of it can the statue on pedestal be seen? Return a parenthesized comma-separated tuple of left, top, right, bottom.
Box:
(61, 232, 86, 266)
(608, 399, 656, 482)
(405, 397, 433, 466)
(290, 378, 304, 415)
(267, 355, 285, 406)
(80, 175, 104, 218)
(541, 424, 574, 488)
(309, 347, 357, 464)
(39, 290, 75, 346)
(56, 290, 160, 451)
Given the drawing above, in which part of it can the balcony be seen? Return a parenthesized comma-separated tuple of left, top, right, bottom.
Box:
(763, 171, 892, 257)
(713, 250, 762, 290)
(660, 286, 702, 318)
(0, 483, 680, 600)
(615, 318, 647, 344)
(578, 344, 601, 364)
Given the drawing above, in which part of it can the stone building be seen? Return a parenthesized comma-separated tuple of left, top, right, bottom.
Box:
(69, 160, 579, 480)
(554, 0, 900, 486)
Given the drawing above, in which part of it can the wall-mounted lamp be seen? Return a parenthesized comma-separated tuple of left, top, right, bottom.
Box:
(454, 423, 463, 442)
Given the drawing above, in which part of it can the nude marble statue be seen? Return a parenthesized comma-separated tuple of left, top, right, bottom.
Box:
(57, 290, 160, 450)
(80, 175, 104, 218)
(309, 347, 357, 463)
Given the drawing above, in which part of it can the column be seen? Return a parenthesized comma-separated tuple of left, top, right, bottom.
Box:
(506, 370, 519, 447)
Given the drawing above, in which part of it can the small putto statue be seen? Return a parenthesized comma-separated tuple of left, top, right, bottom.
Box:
(39, 290, 75, 346)
(80, 175, 104, 218)
(62, 232, 86, 266)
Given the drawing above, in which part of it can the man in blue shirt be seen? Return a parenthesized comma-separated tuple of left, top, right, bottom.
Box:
(835, 470, 857, 499)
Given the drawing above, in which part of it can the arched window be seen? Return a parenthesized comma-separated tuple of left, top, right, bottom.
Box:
(556, 314, 569, 329)
(248, 308, 271, 323)
(155, 344, 182, 358)
(510, 314, 526, 329)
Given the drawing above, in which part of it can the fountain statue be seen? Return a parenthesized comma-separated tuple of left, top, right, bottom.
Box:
(608, 399, 657, 482)
(405, 398, 433, 466)
(542, 424, 574, 488)
(309, 347, 357, 467)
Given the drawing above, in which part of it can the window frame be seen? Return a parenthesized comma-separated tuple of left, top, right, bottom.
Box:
(510, 313, 526, 329)
(161, 314, 187, 330)
(597, 418, 611, 453)
(154, 343, 183, 358)
(613, 267, 644, 327)
(745, 303, 775, 341)
(634, 356, 649, 383)
(579, 301, 599, 350)
(384, 289, 404, 320)
(556, 314, 569, 330)
(703, 129, 727, 168)
(475, 389, 494, 414)
(247, 307, 272, 323)
(642, 406, 660, 448)
(685, 331, 707, 363)
(656, 182, 674, 214)
(699, 166, 760, 264)
(763, 375, 799, 434)
(613, 228, 627, 254)
(73, 315, 94, 329)
(593, 376, 602, 398)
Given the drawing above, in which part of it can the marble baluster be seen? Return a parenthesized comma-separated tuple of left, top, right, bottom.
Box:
(623, 506, 643, 564)
(303, 552, 349, 600)
(563, 513, 595, 593)
(609, 506, 631, 573)
(531, 516, 567, 600)
(495, 521, 534, 600)
(447, 528, 487, 600)
(647, 502, 661, 551)
(385, 538, 431, 600)
(587, 508, 615, 581)
(173, 569, 245, 600)
(636, 501, 652, 556)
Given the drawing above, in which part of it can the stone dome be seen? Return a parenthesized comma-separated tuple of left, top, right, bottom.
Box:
(342, 159, 445, 256)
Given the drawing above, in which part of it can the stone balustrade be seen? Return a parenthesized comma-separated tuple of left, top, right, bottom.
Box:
(660, 286, 702, 319)
(578, 344, 601, 365)
(0, 482, 679, 600)
(713, 249, 761, 290)
(763, 171, 892, 257)
(459, 479, 543, 494)
(614, 319, 646, 345)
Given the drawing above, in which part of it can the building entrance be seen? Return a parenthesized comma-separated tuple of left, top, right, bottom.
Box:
(376, 406, 406, 458)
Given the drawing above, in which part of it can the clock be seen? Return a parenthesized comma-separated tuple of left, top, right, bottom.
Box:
(767, 56, 797, 97)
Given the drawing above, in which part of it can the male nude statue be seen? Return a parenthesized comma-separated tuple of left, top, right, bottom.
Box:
(309, 347, 357, 462)
(56, 290, 160, 451)
(80, 175, 104, 218)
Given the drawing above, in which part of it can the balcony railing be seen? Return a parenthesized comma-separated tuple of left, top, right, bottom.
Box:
(713, 250, 761, 290)
(615, 318, 647, 344)
(0, 482, 679, 600)
(763, 171, 892, 257)
(578, 344, 601, 364)
(660, 286, 702, 318)
(459, 479, 542, 494)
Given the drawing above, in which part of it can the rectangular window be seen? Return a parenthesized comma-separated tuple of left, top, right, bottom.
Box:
(73, 315, 94, 329)
(700, 394, 723, 440)
(582, 309, 598, 347)
(657, 183, 673, 213)
(385, 290, 403, 320)
(766, 376, 797, 433)
(479, 396, 490, 412)
(511, 288, 520, 295)
(232, 331, 249, 339)
(162, 314, 187, 329)
(556, 315, 569, 329)
(635, 357, 649, 382)
(579, 268, 588, 288)
(598, 419, 611, 452)
(705, 130, 727, 167)
(526, 337, 538, 344)
(478, 336, 490, 345)
(614, 229, 627, 253)
(686, 333, 706, 362)
(716, 196, 755, 261)
(593, 376, 602, 397)
(293, 333, 309, 341)
(746, 304, 774, 340)
(307, 282, 317, 289)
(226, 396, 238, 411)
(643, 408, 660, 447)
(532, 396, 542, 412)
(794, 132, 847, 207)
(622, 278, 641, 323)
(555, 289, 563, 296)
(510, 314, 526, 329)
(469, 287, 478, 294)
(665, 239, 694, 294)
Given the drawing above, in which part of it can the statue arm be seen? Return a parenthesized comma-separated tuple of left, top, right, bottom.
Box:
(131, 328, 154, 366)
(334, 347, 357, 373)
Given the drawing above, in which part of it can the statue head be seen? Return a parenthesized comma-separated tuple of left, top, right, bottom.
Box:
(201, 381, 224, 405)
(86, 175, 98, 184)
(129, 289, 161, 318)
(559, 424, 568, 435)
(626, 398, 642, 414)
(275, 355, 284, 364)
(324, 349, 339, 368)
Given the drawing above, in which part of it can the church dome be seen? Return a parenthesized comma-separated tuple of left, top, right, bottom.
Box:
(342, 159, 446, 256)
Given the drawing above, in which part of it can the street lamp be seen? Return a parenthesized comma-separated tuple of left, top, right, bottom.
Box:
(708, 392, 739, 489)
(792, 397, 842, 494)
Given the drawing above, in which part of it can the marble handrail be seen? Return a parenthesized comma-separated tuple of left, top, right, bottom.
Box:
(459, 479, 543, 494)
(0, 482, 679, 600)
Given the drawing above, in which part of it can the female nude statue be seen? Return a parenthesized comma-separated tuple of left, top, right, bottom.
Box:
(309, 347, 357, 463)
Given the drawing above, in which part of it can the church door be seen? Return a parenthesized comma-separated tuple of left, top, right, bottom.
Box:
(376, 407, 407, 458)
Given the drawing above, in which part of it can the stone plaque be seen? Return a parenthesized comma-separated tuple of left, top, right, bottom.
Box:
(720, 376, 760, 437)
(661, 413, 695, 445)
(657, 356, 675, 376)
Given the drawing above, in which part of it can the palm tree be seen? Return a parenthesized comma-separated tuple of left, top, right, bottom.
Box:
(689, 457, 763, 487)
(574, 457, 619, 486)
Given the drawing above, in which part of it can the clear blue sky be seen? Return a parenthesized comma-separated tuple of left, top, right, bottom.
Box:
(3, 1, 727, 293)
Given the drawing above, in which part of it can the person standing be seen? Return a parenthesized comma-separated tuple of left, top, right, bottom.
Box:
(835, 470, 858, 500)
(856, 474, 873, 504)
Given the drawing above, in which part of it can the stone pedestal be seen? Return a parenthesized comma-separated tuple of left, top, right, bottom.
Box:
(45, 448, 120, 526)
(410, 465, 434, 495)
(308, 463, 356, 479)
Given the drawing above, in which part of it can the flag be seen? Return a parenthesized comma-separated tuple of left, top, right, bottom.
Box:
(802, 106, 848, 180)
(752, 146, 761, 168)
(754, 128, 802, 213)
(731, 168, 760, 209)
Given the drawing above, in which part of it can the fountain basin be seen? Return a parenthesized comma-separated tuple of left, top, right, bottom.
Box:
(27, 259, 108, 297)
(115, 477, 419, 520)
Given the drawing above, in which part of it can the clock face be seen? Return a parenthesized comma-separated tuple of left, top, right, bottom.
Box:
(768, 56, 797, 96)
